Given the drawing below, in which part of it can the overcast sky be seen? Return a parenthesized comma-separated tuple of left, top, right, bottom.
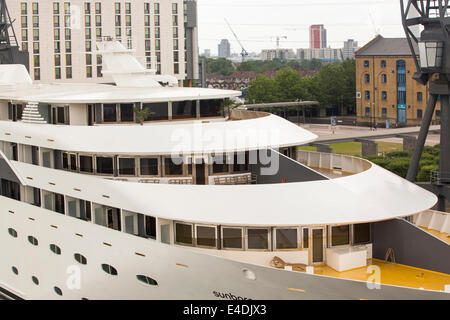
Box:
(197, 0, 405, 55)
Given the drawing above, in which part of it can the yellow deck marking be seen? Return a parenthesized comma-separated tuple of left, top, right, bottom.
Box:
(288, 288, 305, 293)
(176, 263, 189, 268)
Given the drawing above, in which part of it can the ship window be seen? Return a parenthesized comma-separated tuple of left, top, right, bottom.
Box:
(140, 158, 159, 176)
(303, 228, 309, 249)
(172, 101, 196, 119)
(145, 216, 156, 239)
(247, 228, 269, 250)
(353, 223, 371, 245)
(175, 222, 193, 245)
(196, 225, 217, 248)
(200, 99, 222, 118)
(1, 179, 20, 201)
(212, 154, 229, 174)
(96, 157, 114, 175)
(142, 102, 169, 121)
(331, 225, 350, 246)
(276, 228, 298, 250)
(164, 157, 183, 176)
(120, 104, 134, 122)
(8, 228, 18, 238)
(32, 276, 39, 285)
(222, 227, 243, 249)
(70, 154, 77, 171)
(74, 253, 87, 265)
(137, 275, 158, 286)
(12, 266, 18, 275)
(28, 236, 39, 246)
(50, 244, 62, 255)
(55, 193, 65, 214)
(119, 158, 136, 176)
(101, 264, 118, 276)
(233, 152, 249, 173)
(63, 153, 69, 169)
(103, 104, 117, 122)
(79, 155, 93, 173)
(54, 286, 63, 296)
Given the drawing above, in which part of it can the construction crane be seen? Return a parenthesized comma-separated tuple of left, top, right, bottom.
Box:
(224, 18, 248, 62)
(271, 36, 288, 49)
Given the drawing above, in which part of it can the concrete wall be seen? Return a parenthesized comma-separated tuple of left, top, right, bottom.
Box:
(371, 218, 450, 274)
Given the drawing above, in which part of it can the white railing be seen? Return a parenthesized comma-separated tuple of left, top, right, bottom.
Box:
(297, 150, 372, 175)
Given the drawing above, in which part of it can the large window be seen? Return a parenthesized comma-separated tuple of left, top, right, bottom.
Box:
(171, 101, 196, 119)
(200, 99, 222, 118)
(331, 225, 350, 246)
(175, 222, 193, 245)
(120, 104, 134, 122)
(79, 155, 93, 173)
(103, 104, 117, 122)
(276, 228, 298, 250)
(247, 228, 269, 250)
(212, 154, 229, 174)
(196, 225, 216, 248)
(222, 227, 243, 249)
(119, 158, 135, 176)
(140, 157, 159, 176)
(164, 157, 183, 176)
(233, 152, 249, 173)
(96, 157, 114, 175)
(142, 102, 169, 121)
(353, 223, 371, 245)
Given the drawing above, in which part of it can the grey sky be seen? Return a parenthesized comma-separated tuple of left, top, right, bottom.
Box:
(197, 0, 404, 55)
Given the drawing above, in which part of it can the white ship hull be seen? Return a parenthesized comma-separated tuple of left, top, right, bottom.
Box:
(1, 196, 448, 300)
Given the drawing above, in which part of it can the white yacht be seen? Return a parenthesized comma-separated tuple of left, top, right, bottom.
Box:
(0, 40, 449, 300)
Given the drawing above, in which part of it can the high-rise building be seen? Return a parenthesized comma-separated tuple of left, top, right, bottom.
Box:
(297, 48, 341, 62)
(261, 49, 295, 61)
(309, 24, 327, 49)
(343, 39, 359, 60)
(203, 49, 211, 57)
(7, 0, 199, 84)
(218, 39, 230, 58)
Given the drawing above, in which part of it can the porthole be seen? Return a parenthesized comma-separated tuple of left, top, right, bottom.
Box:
(28, 236, 38, 246)
(54, 286, 63, 296)
(49, 244, 62, 255)
(8, 228, 18, 238)
(101, 264, 118, 276)
(136, 275, 158, 286)
(32, 276, 39, 285)
(74, 253, 87, 265)
(11, 266, 18, 275)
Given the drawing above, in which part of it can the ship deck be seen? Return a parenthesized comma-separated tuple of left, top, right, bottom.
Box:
(419, 227, 450, 245)
(297, 259, 450, 292)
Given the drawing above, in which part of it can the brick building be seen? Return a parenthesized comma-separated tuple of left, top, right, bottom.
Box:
(356, 35, 441, 127)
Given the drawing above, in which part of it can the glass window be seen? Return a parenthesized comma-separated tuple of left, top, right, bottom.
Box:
(353, 223, 371, 245)
(196, 226, 216, 248)
(137, 275, 158, 286)
(382, 91, 387, 100)
(70, 154, 77, 171)
(62, 153, 69, 169)
(95, 2, 101, 14)
(115, 2, 121, 14)
(303, 228, 309, 249)
(28, 235, 38, 246)
(200, 99, 222, 117)
(175, 223, 193, 245)
(381, 74, 387, 83)
(233, 152, 249, 173)
(365, 74, 370, 83)
(103, 104, 117, 122)
(222, 228, 243, 249)
(96, 157, 114, 175)
(80, 155, 93, 173)
(101, 264, 118, 276)
(21, 3, 27, 15)
(8, 228, 18, 238)
(331, 225, 350, 246)
(32, 276, 39, 285)
(125, 3, 131, 14)
(365, 91, 370, 100)
(276, 228, 298, 250)
(247, 228, 269, 250)
(142, 102, 168, 121)
(364, 60, 369, 67)
(382, 108, 387, 118)
(32, 2, 39, 14)
(12, 266, 19, 275)
(55, 193, 65, 214)
(119, 158, 135, 176)
(417, 109, 423, 119)
(144, 3, 150, 14)
(50, 244, 62, 255)
(172, 101, 196, 119)
(164, 157, 183, 176)
(74, 253, 87, 265)
(381, 60, 386, 68)
(54, 286, 63, 296)
(417, 92, 423, 102)
(120, 104, 134, 122)
(140, 158, 159, 176)
(85, 3, 91, 14)
(212, 154, 229, 174)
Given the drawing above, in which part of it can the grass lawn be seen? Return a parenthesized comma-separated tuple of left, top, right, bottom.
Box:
(299, 141, 403, 157)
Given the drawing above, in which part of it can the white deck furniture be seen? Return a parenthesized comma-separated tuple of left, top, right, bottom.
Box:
(326, 246, 368, 272)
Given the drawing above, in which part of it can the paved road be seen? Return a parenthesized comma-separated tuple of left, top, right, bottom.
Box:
(300, 124, 441, 145)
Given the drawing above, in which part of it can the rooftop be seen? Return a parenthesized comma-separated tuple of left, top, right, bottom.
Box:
(356, 35, 418, 57)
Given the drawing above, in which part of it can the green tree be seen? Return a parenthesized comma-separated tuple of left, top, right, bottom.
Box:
(245, 75, 280, 104)
(205, 58, 235, 76)
(273, 68, 306, 102)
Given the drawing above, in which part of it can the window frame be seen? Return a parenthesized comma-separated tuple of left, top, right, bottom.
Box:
(139, 156, 160, 177)
(195, 224, 218, 249)
(274, 227, 301, 251)
(329, 225, 351, 247)
(245, 227, 271, 252)
(221, 226, 244, 251)
(174, 221, 194, 247)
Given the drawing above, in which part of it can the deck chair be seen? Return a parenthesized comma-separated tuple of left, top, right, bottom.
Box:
(270, 256, 307, 272)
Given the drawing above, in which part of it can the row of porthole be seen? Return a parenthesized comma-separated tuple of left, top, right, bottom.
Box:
(11, 266, 63, 296)
(7, 227, 158, 287)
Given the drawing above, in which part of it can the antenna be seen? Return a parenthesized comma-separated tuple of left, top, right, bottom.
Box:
(224, 18, 248, 62)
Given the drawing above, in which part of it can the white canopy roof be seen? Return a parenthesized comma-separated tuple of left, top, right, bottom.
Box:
(13, 160, 437, 226)
(0, 83, 240, 104)
(0, 115, 318, 154)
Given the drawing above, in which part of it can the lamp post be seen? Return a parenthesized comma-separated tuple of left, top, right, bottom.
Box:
(401, 0, 450, 210)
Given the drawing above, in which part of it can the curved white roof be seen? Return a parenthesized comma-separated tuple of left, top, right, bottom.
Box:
(0, 83, 240, 104)
(12, 161, 437, 226)
(0, 116, 318, 154)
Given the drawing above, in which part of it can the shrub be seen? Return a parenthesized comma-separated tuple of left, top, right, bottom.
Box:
(385, 158, 411, 178)
(385, 151, 410, 159)
(417, 165, 438, 182)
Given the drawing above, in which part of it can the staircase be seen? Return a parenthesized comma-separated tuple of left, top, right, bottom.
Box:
(21, 102, 46, 124)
